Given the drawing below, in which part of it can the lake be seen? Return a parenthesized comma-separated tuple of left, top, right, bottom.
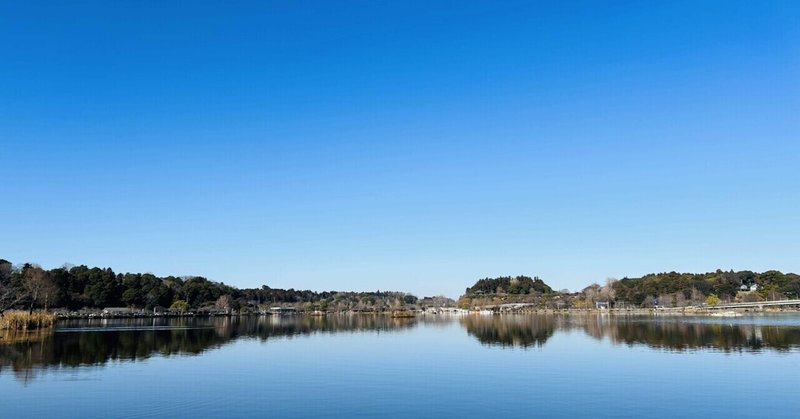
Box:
(2, 313, 800, 418)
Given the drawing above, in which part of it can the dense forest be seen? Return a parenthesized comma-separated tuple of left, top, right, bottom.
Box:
(0, 259, 449, 314)
(464, 276, 554, 296)
(457, 270, 800, 309)
(458, 276, 558, 309)
(608, 270, 800, 307)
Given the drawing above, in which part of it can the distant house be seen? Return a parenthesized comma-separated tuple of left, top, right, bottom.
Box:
(102, 307, 134, 316)
(749, 284, 759, 292)
(740, 283, 759, 292)
(595, 301, 610, 310)
(269, 307, 297, 315)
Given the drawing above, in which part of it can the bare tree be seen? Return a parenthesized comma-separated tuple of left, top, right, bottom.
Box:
(601, 278, 618, 301)
(0, 284, 25, 315)
(23, 265, 58, 313)
(215, 294, 232, 313)
(582, 283, 601, 303)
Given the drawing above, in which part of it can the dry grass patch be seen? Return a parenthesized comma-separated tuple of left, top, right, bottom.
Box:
(0, 310, 57, 331)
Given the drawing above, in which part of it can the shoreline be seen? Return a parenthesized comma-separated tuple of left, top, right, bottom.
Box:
(44, 306, 800, 320)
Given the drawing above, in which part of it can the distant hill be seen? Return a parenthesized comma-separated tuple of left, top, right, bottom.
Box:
(458, 276, 557, 309)
(463, 275, 554, 297)
(611, 269, 800, 306)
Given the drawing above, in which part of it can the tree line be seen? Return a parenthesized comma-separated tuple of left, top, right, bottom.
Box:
(464, 276, 554, 296)
(608, 270, 800, 307)
(5, 258, 798, 313)
(567, 270, 800, 308)
(457, 270, 800, 309)
(0, 259, 449, 314)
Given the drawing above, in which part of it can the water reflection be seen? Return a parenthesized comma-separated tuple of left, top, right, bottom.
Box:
(0, 315, 418, 382)
(460, 315, 555, 348)
(3, 314, 800, 382)
(574, 315, 800, 353)
(461, 314, 800, 352)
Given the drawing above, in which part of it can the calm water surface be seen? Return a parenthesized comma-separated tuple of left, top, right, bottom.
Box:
(2, 314, 800, 418)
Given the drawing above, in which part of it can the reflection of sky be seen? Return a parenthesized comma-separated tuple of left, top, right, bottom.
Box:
(3, 316, 800, 417)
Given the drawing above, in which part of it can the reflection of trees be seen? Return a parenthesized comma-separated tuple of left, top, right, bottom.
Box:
(460, 315, 557, 348)
(460, 314, 800, 352)
(6, 314, 800, 383)
(246, 314, 418, 341)
(574, 316, 800, 353)
(0, 315, 419, 381)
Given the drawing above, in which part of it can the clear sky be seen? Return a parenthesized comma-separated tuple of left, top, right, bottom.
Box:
(2, 1, 799, 298)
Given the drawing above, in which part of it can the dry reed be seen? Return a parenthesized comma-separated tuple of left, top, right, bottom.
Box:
(0, 310, 57, 331)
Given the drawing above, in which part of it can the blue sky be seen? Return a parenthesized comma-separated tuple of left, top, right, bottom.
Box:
(2, 1, 798, 297)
